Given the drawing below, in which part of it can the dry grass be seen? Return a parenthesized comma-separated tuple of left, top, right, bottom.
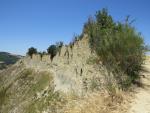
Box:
(64, 90, 129, 113)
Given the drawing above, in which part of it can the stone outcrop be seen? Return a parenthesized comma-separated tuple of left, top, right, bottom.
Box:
(21, 35, 105, 94)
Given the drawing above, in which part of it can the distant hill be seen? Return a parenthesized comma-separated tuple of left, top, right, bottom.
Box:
(0, 52, 22, 69)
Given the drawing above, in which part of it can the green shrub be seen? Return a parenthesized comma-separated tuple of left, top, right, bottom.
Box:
(84, 8, 146, 89)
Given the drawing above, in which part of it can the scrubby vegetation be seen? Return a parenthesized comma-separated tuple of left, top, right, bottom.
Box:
(0, 67, 68, 113)
(83, 8, 146, 89)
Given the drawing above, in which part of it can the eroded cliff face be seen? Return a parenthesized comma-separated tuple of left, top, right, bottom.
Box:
(0, 35, 108, 113)
(22, 35, 106, 94)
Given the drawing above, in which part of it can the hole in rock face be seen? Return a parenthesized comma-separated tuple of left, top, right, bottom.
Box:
(80, 68, 83, 76)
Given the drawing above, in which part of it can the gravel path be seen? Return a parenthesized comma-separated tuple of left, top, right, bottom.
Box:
(129, 60, 150, 113)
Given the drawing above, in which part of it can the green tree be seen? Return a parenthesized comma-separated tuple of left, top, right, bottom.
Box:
(27, 47, 37, 59)
(95, 8, 114, 29)
(47, 45, 57, 61)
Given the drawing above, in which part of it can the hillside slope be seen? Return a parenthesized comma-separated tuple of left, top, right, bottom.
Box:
(0, 36, 148, 113)
(0, 36, 108, 113)
(0, 52, 21, 69)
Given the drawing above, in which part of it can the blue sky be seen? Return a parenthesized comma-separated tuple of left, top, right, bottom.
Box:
(0, 0, 150, 55)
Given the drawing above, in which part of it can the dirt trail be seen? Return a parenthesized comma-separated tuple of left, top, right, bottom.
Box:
(129, 59, 150, 113)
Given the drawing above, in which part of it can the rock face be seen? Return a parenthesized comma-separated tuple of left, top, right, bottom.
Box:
(0, 35, 106, 113)
(22, 35, 105, 94)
